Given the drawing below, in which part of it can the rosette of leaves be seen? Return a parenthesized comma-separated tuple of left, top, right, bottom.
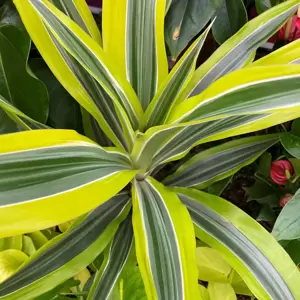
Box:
(1, 0, 300, 299)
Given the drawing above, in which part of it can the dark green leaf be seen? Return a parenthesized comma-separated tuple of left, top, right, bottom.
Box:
(0, 1, 23, 28)
(0, 25, 48, 122)
(284, 239, 300, 265)
(0, 107, 20, 134)
(245, 179, 279, 208)
(291, 118, 300, 138)
(165, 0, 215, 59)
(207, 176, 232, 196)
(273, 188, 300, 241)
(212, 0, 248, 44)
(256, 205, 276, 222)
(280, 132, 300, 158)
(30, 58, 83, 133)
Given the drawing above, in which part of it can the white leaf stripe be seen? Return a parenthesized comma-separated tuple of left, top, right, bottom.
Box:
(174, 73, 300, 123)
(50, 0, 89, 34)
(126, 0, 167, 110)
(88, 215, 133, 300)
(164, 136, 278, 187)
(133, 179, 184, 300)
(144, 27, 210, 129)
(185, 2, 298, 98)
(178, 192, 294, 299)
(0, 143, 132, 207)
(29, 0, 141, 129)
(134, 115, 266, 170)
(0, 194, 131, 299)
(48, 30, 130, 149)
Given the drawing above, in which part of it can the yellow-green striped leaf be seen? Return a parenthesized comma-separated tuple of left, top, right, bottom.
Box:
(142, 25, 211, 130)
(132, 178, 199, 300)
(0, 194, 131, 300)
(252, 39, 300, 66)
(50, 0, 101, 43)
(164, 135, 278, 188)
(177, 0, 299, 101)
(0, 130, 137, 238)
(126, 0, 168, 110)
(176, 187, 300, 299)
(87, 215, 133, 300)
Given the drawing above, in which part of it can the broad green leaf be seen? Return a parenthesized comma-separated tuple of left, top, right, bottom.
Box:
(0, 194, 131, 300)
(212, 0, 247, 45)
(207, 282, 236, 300)
(207, 176, 232, 196)
(280, 132, 300, 158)
(26, 232, 48, 250)
(229, 271, 253, 296)
(0, 130, 137, 238)
(252, 39, 300, 66)
(132, 178, 199, 300)
(256, 0, 281, 14)
(169, 65, 300, 123)
(164, 135, 278, 188)
(1, 236, 22, 251)
(125, 0, 168, 110)
(196, 247, 232, 282)
(50, 0, 101, 43)
(22, 236, 36, 257)
(0, 24, 48, 123)
(0, 250, 28, 284)
(30, 58, 83, 133)
(273, 188, 300, 241)
(165, 0, 215, 60)
(177, 0, 298, 100)
(14, 0, 142, 150)
(120, 265, 147, 300)
(143, 26, 211, 129)
(175, 187, 300, 299)
(284, 239, 300, 265)
(87, 215, 133, 300)
(199, 285, 209, 300)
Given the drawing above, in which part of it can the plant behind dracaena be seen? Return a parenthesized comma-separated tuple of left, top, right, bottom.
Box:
(1, 0, 300, 299)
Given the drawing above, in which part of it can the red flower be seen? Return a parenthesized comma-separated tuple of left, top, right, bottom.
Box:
(270, 160, 294, 185)
(280, 193, 293, 207)
(278, 15, 300, 42)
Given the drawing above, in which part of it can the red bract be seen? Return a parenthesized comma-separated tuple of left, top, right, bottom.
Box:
(270, 160, 294, 185)
(278, 15, 300, 42)
(280, 193, 294, 207)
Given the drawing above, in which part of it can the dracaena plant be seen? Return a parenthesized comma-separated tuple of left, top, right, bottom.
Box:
(1, 0, 300, 299)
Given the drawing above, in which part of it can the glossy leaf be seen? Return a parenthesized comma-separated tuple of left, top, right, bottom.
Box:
(87, 215, 133, 300)
(132, 178, 199, 300)
(284, 239, 300, 265)
(0, 108, 19, 134)
(143, 26, 211, 129)
(280, 132, 300, 158)
(176, 187, 300, 299)
(212, 0, 247, 45)
(178, 0, 298, 100)
(1, 236, 22, 251)
(0, 130, 136, 237)
(256, 0, 280, 14)
(0, 1, 23, 28)
(196, 247, 232, 282)
(164, 135, 278, 188)
(0, 250, 28, 284)
(207, 282, 236, 300)
(21, 236, 36, 257)
(0, 24, 48, 123)
(273, 188, 300, 241)
(165, 0, 215, 60)
(0, 194, 131, 300)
